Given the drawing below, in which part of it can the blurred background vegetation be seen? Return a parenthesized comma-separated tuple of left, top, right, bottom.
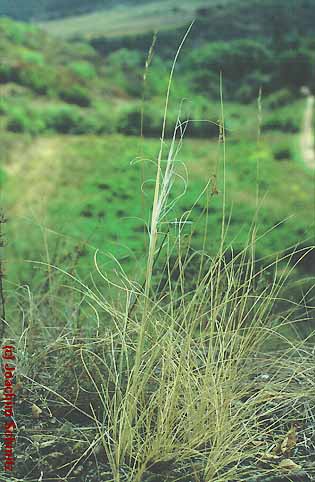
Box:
(0, 0, 314, 312)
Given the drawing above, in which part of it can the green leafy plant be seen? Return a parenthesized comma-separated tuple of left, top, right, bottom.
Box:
(69, 60, 96, 80)
(6, 106, 46, 134)
(44, 104, 83, 133)
(17, 63, 56, 95)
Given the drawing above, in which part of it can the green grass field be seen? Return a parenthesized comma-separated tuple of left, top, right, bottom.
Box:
(2, 98, 313, 287)
(38, 0, 212, 39)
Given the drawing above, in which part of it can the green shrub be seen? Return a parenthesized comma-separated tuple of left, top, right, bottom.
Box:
(6, 106, 46, 135)
(117, 103, 221, 139)
(17, 64, 56, 95)
(144, 56, 170, 98)
(19, 49, 45, 66)
(59, 84, 91, 107)
(44, 105, 83, 134)
(0, 62, 18, 83)
(106, 49, 143, 97)
(106, 48, 143, 71)
(5, 102, 117, 136)
(69, 42, 97, 60)
(43, 104, 114, 135)
(69, 61, 96, 80)
(118, 104, 162, 137)
(79, 111, 116, 134)
(6, 107, 29, 132)
(0, 18, 39, 46)
(186, 40, 273, 96)
(262, 115, 299, 133)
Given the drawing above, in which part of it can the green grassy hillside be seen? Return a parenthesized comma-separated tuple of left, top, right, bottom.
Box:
(0, 0, 158, 21)
(0, 12, 314, 287)
(38, 0, 315, 102)
(38, 0, 213, 38)
(38, 0, 315, 46)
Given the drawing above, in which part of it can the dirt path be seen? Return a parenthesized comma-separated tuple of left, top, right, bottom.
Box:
(6, 137, 63, 218)
(301, 94, 315, 168)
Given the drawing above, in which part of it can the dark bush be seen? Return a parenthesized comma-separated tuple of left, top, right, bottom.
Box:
(274, 146, 292, 160)
(44, 105, 115, 135)
(276, 49, 313, 90)
(45, 105, 83, 134)
(118, 105, 161, 137)
(262, 116, 299, 133)
(118, 103, 224, 139)
(6, 107, 46, 135)
(6, 111, 26, 133)
(186, 40, 273, 97)
(0, 63, 19, 83)
(59, 85, 91, 107)
(185, 119, 222, 138)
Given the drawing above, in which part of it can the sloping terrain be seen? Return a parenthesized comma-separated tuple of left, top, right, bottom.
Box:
(37, 0, 315, 45)
(0, 0, 156, 21)
(0, 15, 314, 285)
(38, 0, 213, 39)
